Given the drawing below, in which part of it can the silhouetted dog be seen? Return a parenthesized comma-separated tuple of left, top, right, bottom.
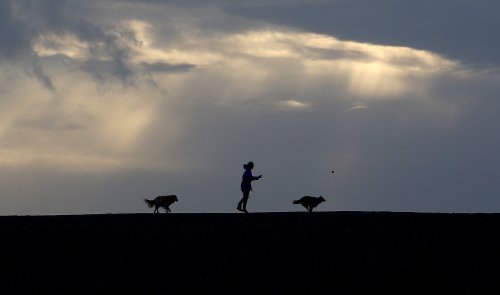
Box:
(293, 196, 325, 212)
(145, 195, 178, 213)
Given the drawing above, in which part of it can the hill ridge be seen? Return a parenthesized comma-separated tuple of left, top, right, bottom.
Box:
(1, 211, 499, 293)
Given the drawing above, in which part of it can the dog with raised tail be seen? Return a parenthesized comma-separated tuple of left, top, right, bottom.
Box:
(293, 195, 325, 212)
(145, 195, 179, 213)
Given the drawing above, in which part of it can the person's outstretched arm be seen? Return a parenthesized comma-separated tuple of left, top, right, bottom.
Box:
(252, 175, 262, 180)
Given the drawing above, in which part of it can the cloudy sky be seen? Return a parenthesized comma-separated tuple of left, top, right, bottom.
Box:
(1, 0, 499, 215)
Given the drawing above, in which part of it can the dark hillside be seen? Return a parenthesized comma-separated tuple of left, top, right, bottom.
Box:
(1, 212, 499, 293)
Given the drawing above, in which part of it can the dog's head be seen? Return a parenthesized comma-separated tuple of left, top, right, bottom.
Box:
(318, 196, 326, 203)
(172, 195, 179, 202)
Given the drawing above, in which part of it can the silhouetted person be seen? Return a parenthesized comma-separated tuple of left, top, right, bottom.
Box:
(237, 161, 262, 213)
(293, 196, 325, 212)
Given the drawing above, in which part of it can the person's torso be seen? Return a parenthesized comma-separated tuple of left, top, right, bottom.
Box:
(241, 170, 253, 190)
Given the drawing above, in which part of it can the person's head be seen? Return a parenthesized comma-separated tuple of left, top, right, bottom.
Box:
(243, 161, 254, 170)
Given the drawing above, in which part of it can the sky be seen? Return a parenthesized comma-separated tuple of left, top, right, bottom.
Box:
(1, 0, 500, 215)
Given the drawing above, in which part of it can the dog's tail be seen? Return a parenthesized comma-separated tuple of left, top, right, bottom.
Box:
(144, 198, 155, 208)
(293, 200, 301, 204)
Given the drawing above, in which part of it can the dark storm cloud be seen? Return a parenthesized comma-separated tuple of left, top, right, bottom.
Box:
(0, 1, 32, 60)
(0, 0, 57, 89)
(228, 0, 500, 66)
(0, 0, 141, 86)
(0, 0, 74, 58)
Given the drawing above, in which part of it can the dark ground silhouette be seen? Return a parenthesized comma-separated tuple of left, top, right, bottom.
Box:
(1, 212, 500, 293)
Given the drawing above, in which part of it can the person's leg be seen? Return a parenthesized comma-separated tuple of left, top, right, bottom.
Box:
(242, 192, 250, 213)
(237, 191, 248, 211)
(238, 191, 249, 212)
(237, 198, 244, 211)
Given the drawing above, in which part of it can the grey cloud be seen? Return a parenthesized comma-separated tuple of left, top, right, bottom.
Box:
(0, 1, 33, 60)
(140, 62, 196, 73)
(31, 59, 55, 90)
(57, 52, 191, 86)
(114, 0, 319, 6)
(15, 112, 87, 131)
(56, 19, 138, 85)
(0, 1, 56, 89)
(80, 58, 133, 84)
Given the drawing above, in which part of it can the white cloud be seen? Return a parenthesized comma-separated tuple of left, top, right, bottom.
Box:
(34, 33, 89, 59)
(345, 103, 368, 111)
(278, 99, 310, 109)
